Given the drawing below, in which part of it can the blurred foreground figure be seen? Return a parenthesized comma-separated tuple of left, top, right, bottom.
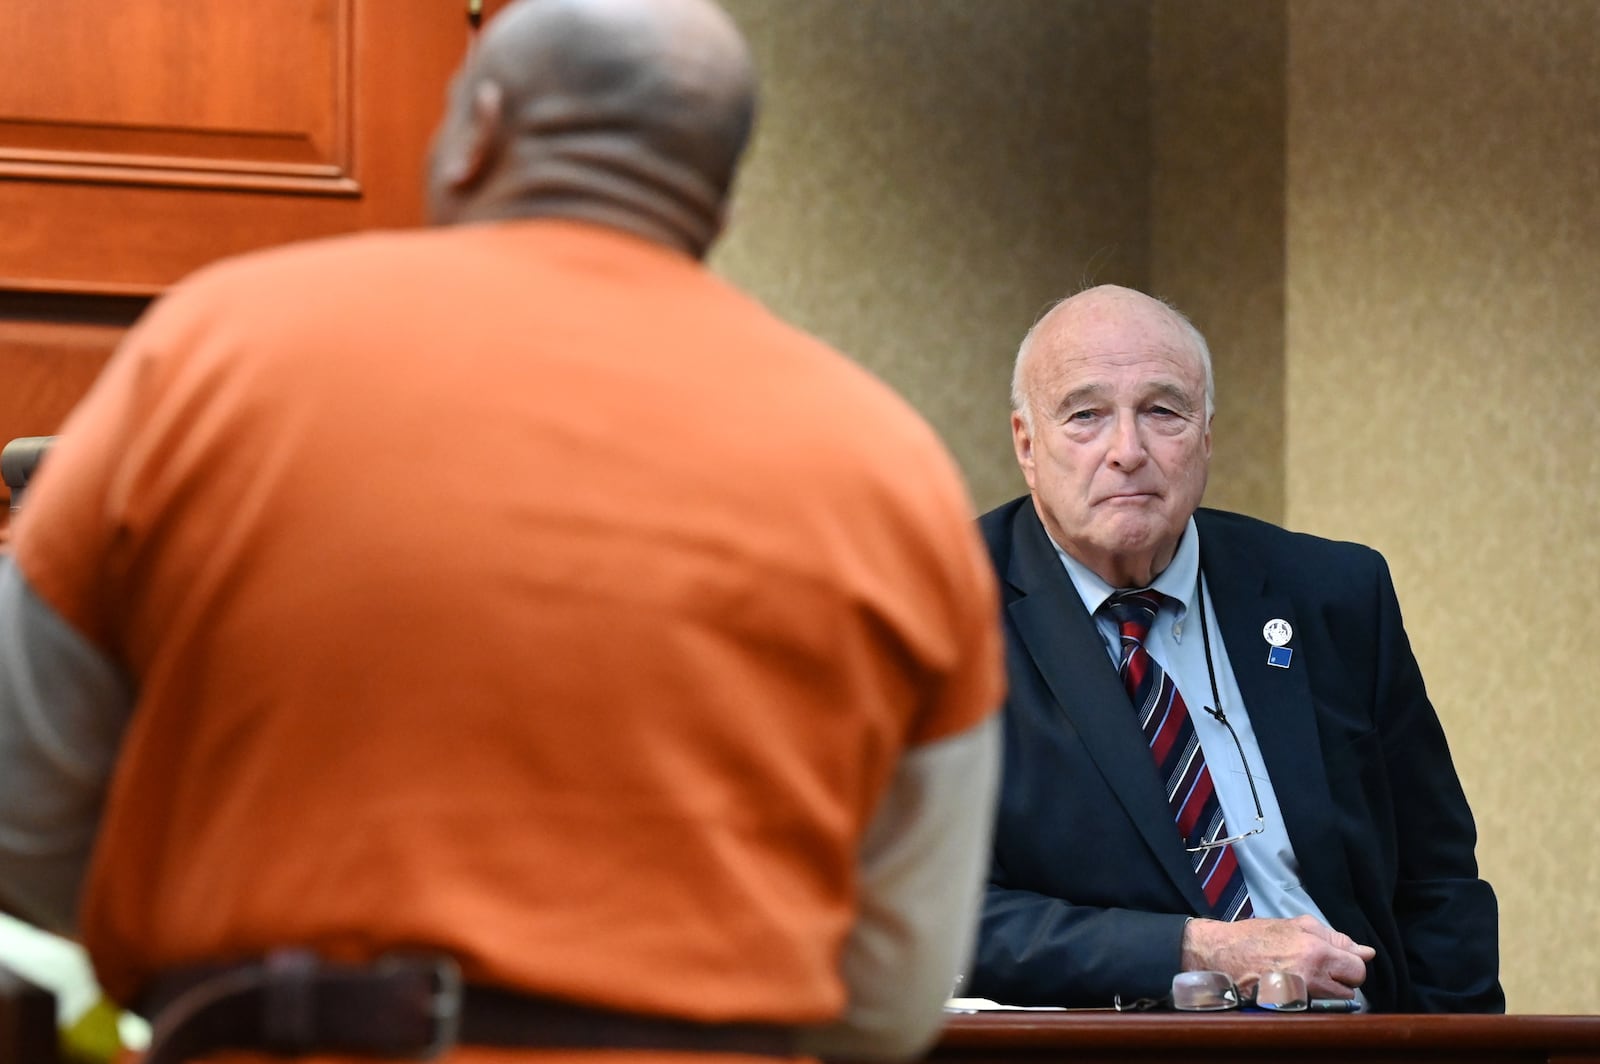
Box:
(0, 1, 1004, 1060)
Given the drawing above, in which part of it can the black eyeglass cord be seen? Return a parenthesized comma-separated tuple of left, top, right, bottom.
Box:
(1191, 570, 1267, 846)
(1195, 570, 1227, 725)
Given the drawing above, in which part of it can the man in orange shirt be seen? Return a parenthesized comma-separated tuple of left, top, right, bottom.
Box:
(0, 1, 1004, 1061)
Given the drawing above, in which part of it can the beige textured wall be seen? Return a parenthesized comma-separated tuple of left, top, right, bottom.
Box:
(1287, 0, 1600, 1013)
(711, 0, 1152, 512)
(705, 0, 1598, 1014)
(1152, 0, 1287, 522)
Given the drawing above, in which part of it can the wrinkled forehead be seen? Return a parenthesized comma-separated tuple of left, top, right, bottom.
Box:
(1029, 302, 1206, 398)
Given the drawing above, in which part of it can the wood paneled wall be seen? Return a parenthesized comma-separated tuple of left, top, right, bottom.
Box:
(0, 0, 513, 520)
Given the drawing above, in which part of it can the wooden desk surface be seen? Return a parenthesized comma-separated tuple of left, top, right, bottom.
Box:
(934, 1010, 1600, 1064)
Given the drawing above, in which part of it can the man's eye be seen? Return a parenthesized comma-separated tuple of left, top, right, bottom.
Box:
(1068, 409, 1098, 422)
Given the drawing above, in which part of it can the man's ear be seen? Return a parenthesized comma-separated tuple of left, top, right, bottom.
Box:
(1011, 411, 1038, 490)
(440, 79, 505, 192)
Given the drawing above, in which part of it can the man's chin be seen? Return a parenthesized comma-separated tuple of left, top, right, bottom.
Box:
(1095, 520, 1180, 574)
(1098, 512, 1166, 548)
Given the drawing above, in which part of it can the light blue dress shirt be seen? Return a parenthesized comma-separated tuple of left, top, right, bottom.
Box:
(1050, 518, 1338, 928)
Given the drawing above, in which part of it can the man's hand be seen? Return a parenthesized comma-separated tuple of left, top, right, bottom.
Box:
(1181, 914, 1375, 1000)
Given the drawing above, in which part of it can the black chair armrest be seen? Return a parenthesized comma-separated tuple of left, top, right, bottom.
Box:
(2, 436, 57, 513)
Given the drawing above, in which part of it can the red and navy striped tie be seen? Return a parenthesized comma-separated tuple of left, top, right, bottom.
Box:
(1104, 590, 1252, 921)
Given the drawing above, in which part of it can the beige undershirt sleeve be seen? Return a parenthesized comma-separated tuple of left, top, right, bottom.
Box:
(797, 712, 1001, 1061)
(0, 559, 134, 934)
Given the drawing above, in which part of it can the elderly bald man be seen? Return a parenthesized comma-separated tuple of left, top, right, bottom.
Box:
(0, 1, 1004, 1060)
(972, 284, 1501, 1013)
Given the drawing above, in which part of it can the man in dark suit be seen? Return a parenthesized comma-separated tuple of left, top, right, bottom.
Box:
(971, 284, 1502, 1012)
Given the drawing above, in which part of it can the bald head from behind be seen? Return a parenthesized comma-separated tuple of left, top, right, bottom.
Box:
(426, 0, 756, 258)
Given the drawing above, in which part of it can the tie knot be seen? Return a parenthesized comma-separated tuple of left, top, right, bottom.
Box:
(1102, 589, 1166, 642)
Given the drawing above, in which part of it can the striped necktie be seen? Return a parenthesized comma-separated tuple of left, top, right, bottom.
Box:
(1103, 589, 1252, 921)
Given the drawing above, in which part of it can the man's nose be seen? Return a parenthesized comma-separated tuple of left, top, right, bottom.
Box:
(1106, 413, 1147, 469)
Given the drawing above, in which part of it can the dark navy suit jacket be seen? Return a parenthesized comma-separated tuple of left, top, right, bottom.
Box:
(971, 496, 1503, 1012)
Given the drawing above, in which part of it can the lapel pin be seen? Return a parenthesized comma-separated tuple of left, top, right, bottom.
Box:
(1263, 619, 1293, 668)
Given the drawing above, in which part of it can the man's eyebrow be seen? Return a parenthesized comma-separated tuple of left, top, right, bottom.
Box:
(1051, 381, 1200, 416)
(1147, 381, 1202, 410)
(1053, 385, 1108, 416)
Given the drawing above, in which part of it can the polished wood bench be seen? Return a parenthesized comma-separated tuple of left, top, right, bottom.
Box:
(934, 1009, 1600, 1064)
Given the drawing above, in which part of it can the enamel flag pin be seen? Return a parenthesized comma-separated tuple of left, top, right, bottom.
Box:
(1263, 619, 1293, 668)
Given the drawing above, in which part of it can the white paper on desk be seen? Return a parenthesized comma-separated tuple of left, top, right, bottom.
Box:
(944, 997, 1070, 1012)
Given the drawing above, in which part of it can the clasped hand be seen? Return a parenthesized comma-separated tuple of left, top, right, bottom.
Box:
(1181, 913, 1375, 1000)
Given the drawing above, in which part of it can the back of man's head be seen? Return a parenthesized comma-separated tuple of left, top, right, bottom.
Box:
(426, 0, 757, 258)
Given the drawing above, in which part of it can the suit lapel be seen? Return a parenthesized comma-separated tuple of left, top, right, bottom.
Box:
(1005, 504, 1213, 914)
(1195, 513, 1353, 906)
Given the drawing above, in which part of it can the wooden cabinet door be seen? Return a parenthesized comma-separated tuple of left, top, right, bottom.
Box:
(0, 0, 512, 515)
